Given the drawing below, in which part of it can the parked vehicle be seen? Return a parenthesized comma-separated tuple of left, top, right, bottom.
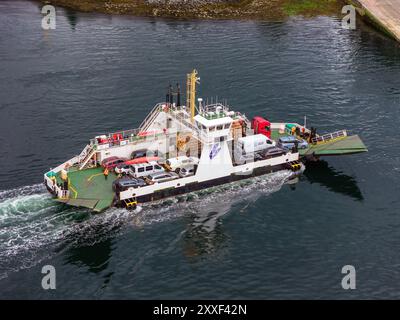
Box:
(234, 134, 275, 164)
(131, 149, 154, 159)
(130, 161, 164, 178)
(124, 156, 159, 166)
(112, 177, 147, 191)
(251, 116, 271, 138)
(145, 172, 179, 184)
(255, 147, 287, 160)
(131, 149, 164, 160)
(114, 163, 133, 175)
(101, 156, 128, 170)
(277, 136, 308, 150)
(165, 156, 200, 173)
(178, 166, 196, 178)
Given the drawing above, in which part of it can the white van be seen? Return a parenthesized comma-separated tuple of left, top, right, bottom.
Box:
(165, 156, 199, 173)
(234, 134, 275, 164)
(130, 161, 164, 178)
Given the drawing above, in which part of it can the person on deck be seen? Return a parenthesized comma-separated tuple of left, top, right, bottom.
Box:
(301, 127, 305, 137)
(104, 167, 109, 180)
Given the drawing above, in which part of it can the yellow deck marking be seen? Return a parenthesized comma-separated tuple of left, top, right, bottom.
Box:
(68, 179, 78, 199)
(87, 172, 104, 182)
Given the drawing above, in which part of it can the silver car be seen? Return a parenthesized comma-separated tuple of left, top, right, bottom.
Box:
(178, 166, 195, 178)
(146, 172, 179, 183)
(114, 163, 133, 175)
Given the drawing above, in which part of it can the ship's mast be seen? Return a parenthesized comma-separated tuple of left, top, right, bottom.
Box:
(186, 69, 200, 123)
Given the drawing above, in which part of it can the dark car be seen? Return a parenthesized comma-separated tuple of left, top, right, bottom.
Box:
(131, 149, 154, 159)
(255, 147, 287, 160)
(130, 149, 164, 160)
(101, 156, 128, 170)
(112, 177, 146, 191)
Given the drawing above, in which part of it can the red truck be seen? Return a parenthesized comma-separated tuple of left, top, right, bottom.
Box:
(251, 116, 271, 139)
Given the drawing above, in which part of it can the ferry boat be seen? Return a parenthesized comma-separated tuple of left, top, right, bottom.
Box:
(44, 70, 368, 212)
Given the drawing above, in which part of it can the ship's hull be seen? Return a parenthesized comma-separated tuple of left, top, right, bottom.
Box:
(116, 163, 303, 206)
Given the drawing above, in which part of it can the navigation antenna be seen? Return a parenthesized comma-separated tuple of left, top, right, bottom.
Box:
(186, 69, 200, 123)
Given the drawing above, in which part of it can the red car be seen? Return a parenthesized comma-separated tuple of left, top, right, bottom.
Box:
(124, 156, 160, 165)
(101, 156, 128, 170)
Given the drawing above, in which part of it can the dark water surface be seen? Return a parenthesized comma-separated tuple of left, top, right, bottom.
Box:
(0, 1, 400, 299)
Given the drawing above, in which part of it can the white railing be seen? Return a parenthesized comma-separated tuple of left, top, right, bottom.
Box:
(44, 173, 69, 199)
(54, 183, 69, 199)
(311, 130, 347, 144)
(168, 109, 211, 144)
(44, 174, 54, 190)
(49, 156, 80, 174)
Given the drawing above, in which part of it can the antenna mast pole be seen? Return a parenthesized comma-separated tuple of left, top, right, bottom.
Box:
(186, 69, 200, 123)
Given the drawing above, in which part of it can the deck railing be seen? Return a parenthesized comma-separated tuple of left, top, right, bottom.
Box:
(86, 101, 245, 152)
(311, 130, 347, 144)
(167, 109, 211, 144)
(44, 173, 69, 199)
(54, 183, 69, 199)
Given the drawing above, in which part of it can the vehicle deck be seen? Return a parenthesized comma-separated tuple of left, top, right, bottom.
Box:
(271, 130, 368, 157)
(53, 130, 366, 213)
(56, 167, 117, 212)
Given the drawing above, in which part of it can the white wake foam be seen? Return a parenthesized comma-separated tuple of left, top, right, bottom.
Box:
(129, 170, 293, 226)
(0, 170, 293, 280)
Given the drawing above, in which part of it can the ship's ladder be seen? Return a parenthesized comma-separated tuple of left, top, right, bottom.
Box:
(139, 103, 162, 133)
(311, 130, 347, 145)
(78, 144, 91, 162)
(79, 145, 96, 170)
